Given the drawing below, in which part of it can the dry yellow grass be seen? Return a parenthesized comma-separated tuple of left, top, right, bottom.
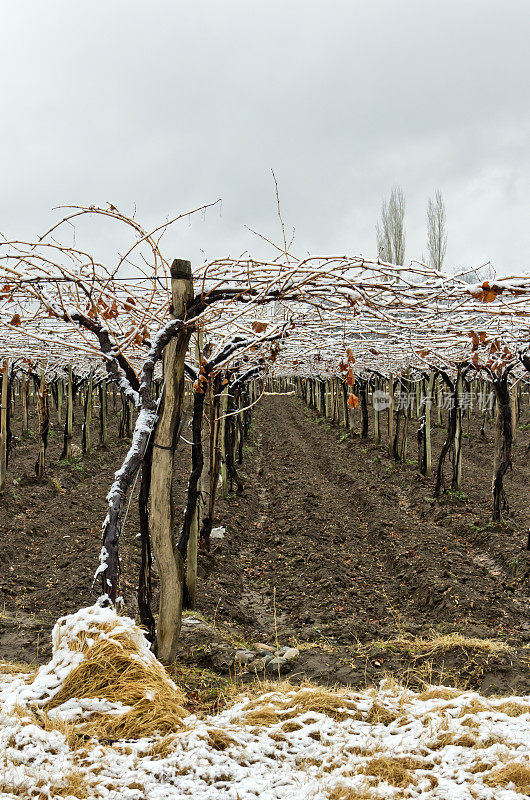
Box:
(428, 732, 477, 750)
(327, 783, 372, 800)
(239, 686, 363, 724)
(241, 704, 282, 727)
(282, 720, 304, 732)
(469, 761, 492, 774)
(0, 660, 36, 677)
(372, 632, 513, 658)
(494, 700, 530, 717)
(205, 728, 238, 751)
(37, 770, 91, 799)
(0, 781, 30, 798)
(39, 621, 188, 740)
(417, 686, 463, 701)
(148, 733, 182, 759)
(361, 755, 425, 787)
(365, 701, 399, 725)
(484, 761, 530, 792)
(455, 698, 490, 717)
(38, 710, 87, 750)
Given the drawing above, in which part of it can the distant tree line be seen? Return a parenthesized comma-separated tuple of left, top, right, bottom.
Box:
(376, 186, 447, 272)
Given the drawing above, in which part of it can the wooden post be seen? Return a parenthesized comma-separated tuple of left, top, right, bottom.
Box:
(0, 360, 9, 490)
(341, 380, 349, 429)
(150, 259, 193, 664)
(510, 382, 517, 442)
(57, 378, 63, 425)
(64, 366, 73, 460)
(36, 376, 49, 478)
(425, 372, 434, 477)
(400, 383, 409, 460)
(21, 375, 28, 434)
(186, 330, 203, 609)
(373, 378, 381, 444)
(127, 399, 134, 438)
(82, 371, 94, 454)
(218, 382, 229, 498)
(387, 373, 394, 456)
(492, 372, 513, 521)
(453, 372, 463, 491)
(99, 380, 108, 445)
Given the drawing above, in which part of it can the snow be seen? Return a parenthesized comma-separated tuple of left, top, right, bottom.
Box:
(2, 604, 529, 798)
(1, 668, 530, 798)
(106, 407, 157, 503)
(1, 601, 161, 711)
(93, 545, 110, 581)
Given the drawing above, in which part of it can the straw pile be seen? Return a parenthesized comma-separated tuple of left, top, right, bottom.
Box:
(17, 602, 188, 740)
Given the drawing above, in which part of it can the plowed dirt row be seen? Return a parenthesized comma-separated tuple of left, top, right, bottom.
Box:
(1, 393, 530, 694)
(198, 394, 530, 692)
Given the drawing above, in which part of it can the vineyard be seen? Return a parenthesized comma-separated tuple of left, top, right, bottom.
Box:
(1, 205, 530, 798)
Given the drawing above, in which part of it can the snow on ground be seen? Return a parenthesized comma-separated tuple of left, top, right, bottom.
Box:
(1, 601, 161, 711)
(1, 672, 530, 799)
(1, 603, 530, 799)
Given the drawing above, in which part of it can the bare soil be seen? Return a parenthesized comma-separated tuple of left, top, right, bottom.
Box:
(1, 392, 530, 696)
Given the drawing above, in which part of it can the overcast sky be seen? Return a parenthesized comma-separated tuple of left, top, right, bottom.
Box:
(2, 0, 530, 273)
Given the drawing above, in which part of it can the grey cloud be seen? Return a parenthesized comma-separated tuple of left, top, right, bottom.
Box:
(1, 0, 530, 272)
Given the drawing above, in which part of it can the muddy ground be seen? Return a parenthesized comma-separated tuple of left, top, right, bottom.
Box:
(1, 391, 530, 697)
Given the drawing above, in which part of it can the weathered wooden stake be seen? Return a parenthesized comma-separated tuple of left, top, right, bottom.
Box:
(99, 380, 108, 445)
(452, 372, 463, 491)
(0, 360, 9, 490)
(150, 259, 193, 664)
(82, 371, 94, 453)
(387, 373, 394, 455)
(218, 382, 229, 498)
(186, 331, 204, 609)
(57, 378, 63, 424)
(63, 366, 73, 460)
(373, 378, 381, 444)
(21, 375, 28, 434)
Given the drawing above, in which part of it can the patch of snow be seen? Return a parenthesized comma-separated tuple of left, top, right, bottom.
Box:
(0, 601, 165, 711)
(1, 675, 530, 798)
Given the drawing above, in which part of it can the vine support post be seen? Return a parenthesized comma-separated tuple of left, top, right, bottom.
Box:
(65, 365, 73, 460)
(150, 259, 194, 664)
(400, 380, 409, 460)
(0, 359, 9, 490)
(36, 376, 48, 477)
(127, 399, 134, 437)
(99, 380, 108, 446)
(373, 378, 381, 444)
(82, 371, 94, 454)
(186, 329, 204, 609)
(435, 381, 442, 426)
(492, 371, 513, 522)
(218, 381, 229, 498)
(424, 372, 434, 477)
(510, 383, 517, 442)
(57, 378, 63, 424)
(387, 373, 394, 455)
(21, 375, 28, 434)
(341, 381, 350, 429)
(452, 371, 463, 491)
